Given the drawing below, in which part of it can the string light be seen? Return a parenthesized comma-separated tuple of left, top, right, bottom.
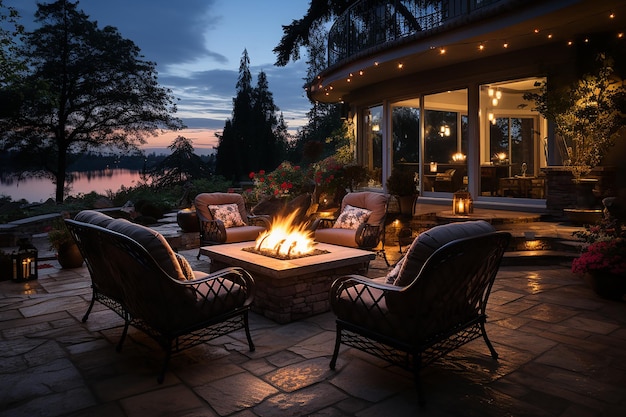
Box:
(478, 43, 485, 51)
(397, 62, 404, 69)
(440, 47, 446, 55)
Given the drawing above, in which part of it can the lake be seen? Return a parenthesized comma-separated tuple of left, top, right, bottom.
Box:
(0, 169, 147, 203)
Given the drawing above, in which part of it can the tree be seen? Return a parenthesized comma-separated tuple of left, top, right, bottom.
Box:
(215, 50, 287, 182)
(149, 136, 211, 187)
(0, 0, 25, 87)
(0, 0, 183, 203)
(273, 0, 425, 67)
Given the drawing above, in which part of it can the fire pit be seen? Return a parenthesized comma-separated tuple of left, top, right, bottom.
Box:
(200, 240, 375, 323)
(242, 212, 329, 260)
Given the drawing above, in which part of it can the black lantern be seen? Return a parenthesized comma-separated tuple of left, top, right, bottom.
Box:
(452, 191, 473, 215)
(12, 240, 38, 282)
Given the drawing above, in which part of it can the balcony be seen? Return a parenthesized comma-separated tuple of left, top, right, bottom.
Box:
(328, 0, 508, 66)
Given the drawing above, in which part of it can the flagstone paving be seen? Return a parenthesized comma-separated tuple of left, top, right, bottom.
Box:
(1, 247, 625, 417)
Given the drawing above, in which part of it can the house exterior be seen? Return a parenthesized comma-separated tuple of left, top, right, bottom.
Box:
(306, 0, 626, 213)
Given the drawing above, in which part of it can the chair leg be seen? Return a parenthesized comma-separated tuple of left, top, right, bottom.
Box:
(81, 291, 96, 323)
(116, 319, 130, 352)
(157, 346, 173, 384)
(413, 368, 426, 407)
(243, 311, 255, 352)
(480, 322, 499, 359)
(329, 326, 342, 370)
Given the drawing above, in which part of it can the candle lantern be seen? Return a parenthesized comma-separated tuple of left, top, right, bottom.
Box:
(11, 240, 38, 282)
(453, 191, 473, 215)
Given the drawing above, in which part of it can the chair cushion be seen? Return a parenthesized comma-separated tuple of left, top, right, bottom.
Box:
(209, 203, 246, 228)
(393, 220, 496, 287)
(223, 225, 266, 243)
(74, 210, 114, 227)
(333, 204, 372, 229)
(175, 253, 194, 281)
(106, 219, 186, 281)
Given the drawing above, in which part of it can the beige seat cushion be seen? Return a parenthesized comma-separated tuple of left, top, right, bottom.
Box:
(106, 219, 186, 281)
(393, 220, 496, 287)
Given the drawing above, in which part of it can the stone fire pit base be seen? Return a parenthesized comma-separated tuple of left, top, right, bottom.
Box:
(201, 242, 375, 323)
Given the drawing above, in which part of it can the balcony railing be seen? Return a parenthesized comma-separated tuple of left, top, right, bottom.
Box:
(328, 0, 504, 66)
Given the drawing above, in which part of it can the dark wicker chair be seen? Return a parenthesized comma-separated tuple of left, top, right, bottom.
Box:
(329, 222, 511, 404)
(194, 192, 270, 259)
(66, 216, 256, 383)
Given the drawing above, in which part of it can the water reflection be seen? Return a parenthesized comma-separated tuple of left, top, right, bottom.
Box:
(0, 169, 148, 203)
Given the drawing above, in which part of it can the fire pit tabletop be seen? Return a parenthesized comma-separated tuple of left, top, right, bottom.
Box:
(200, 241, 375, 279)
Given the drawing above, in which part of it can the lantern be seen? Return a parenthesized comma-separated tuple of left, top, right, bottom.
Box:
(453, 191, 473, 215)
(12, 240, 38, 282)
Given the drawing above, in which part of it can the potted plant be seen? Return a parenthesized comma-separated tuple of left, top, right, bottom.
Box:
(48, 218, 84, 269)
(571, 206, 626, 300)
(524, 53, 626, 209)
(386, 167, 418, 215)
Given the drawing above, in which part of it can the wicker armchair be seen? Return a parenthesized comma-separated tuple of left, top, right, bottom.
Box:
(194, 192, 270, 259)
(328, 221, 511, 404)
(66, 213, 256, 383)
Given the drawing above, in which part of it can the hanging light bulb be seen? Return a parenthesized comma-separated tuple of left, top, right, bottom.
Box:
(492, 98, 499, 106)
(488, 88, 494, 97)
(495, 90, 502, 100)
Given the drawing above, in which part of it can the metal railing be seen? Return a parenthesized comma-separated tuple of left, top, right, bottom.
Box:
(328, 0, 504, 66)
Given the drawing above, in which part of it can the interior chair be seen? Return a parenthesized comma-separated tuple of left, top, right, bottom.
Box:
(434, 168, 456, 192)
(328, 220, 511, 404)
(194, 192, 270, 259)
(311, 191, 389, 265)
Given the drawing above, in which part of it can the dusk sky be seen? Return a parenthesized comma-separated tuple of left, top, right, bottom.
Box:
(6, 0, 313, 154)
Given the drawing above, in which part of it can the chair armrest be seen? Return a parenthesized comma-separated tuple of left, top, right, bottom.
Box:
(330, 274, 402, 311)
(177, 266, 256, 307)
(199, 218, 227, 243)
(248, 214, 271, 228)
(355, 223, 382, 248)
(311, 217, 335, 230)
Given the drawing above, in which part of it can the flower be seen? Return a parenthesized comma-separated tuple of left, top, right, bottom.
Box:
(311, 156, 346, 195)
(571, 238, 626, 276)
(249, 162, 306, 199)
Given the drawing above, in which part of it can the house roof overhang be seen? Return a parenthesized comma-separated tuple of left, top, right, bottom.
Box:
(307, 0, 626, 103)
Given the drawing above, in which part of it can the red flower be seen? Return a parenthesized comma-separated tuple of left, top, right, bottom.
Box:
(249, 172, 255, 179)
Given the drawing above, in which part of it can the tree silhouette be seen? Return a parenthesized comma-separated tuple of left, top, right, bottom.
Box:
(149, 136, 211, 187)
(0, 0, 183, 203)
(215, 49, 287, 182)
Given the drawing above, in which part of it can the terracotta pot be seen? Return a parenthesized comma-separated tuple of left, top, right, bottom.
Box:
(57, 242, 84, 269)
(584, 272, 626, 301)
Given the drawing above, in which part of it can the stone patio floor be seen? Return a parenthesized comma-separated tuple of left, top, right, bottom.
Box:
(1, 237, 625, 416)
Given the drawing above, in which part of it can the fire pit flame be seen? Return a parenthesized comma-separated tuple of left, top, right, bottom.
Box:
(252, 211, 317, 259)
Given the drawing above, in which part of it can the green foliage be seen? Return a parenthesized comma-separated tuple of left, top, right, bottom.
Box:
(47, 217, 73, 250)
(524, 53, 626, 177)
(248, 161, 308, 200)
(0, 0, 183, 203)
(386, 167, 418, 196)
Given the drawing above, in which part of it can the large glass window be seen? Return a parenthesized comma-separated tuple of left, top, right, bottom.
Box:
(364, 105, 383, 187)
(480, 78, 546, 199)
(423, 89, 468, 193)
